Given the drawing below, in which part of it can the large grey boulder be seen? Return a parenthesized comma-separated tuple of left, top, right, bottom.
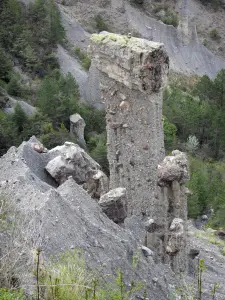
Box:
(99, 187, 127, 224)
(157, 150, 189, 186)
(45, 141, 108, 198)
(45, 141, 100, 185)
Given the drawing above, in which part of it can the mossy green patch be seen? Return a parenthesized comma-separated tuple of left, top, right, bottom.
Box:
(91, 33, 130, 47)
(90, 33, 106, 44)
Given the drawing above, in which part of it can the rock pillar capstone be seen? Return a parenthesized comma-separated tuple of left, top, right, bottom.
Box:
(88, 32, 169, 216)
(70, 113, 86, 149)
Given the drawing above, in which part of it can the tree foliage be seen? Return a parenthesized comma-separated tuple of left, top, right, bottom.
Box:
(164, 69, 225, 159)
(164, 69, 225, 225)
(0, 0, 64, 77)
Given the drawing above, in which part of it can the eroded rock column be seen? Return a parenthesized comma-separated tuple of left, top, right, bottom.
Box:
(88, 32, 169, 216)
(146, 150, 189, 272)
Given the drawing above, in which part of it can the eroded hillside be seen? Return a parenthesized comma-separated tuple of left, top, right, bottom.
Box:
(55, 0, 225, 79)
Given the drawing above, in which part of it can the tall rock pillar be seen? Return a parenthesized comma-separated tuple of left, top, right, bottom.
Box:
(88, 32, 169, 216)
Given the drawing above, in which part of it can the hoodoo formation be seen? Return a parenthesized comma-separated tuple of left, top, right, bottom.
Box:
(89, 32, 189, 273)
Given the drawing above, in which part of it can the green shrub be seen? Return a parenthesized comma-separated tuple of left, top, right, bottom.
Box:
(187, 157, 225, 225)
(163, 116, 177, 151)
(0, 289, 25, 300)
(74, 48, 91, 71)
(40, 127, 75, 149)
(203, 38, 209, 47)
(209, 28, 220, 40)
(94, 15, 108, 32)
(7, 74, 23, 97)
(153, 5, 179, 27)
(161, 12, 179, 27)
(88, 133, 109, 175)
(0, 48, 12, 83)
(199, 0, 223, 10)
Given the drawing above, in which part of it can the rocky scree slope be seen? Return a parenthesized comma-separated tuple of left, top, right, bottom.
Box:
(18, 0, 225, 108)
(0, 137, 176, 299)
(56, 0, 225, 78)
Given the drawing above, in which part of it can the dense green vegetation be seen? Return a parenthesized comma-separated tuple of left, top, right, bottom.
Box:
(152, 4, 179, 27)
(0, 0, 107, 171)
(164, 70, 225, 227)
(0, 0, 64, 77)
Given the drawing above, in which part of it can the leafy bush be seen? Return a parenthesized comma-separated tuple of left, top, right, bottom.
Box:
(163, 116, 177, 151)
(40, 127, 75, 149)
(94, 15, 108, 32)
(209, 28, 220, 39)
(161, 12, 179, 27)
(0, 48, 12, 82)
(7, 74, 23, 97)
(74, 48, 91, 71)
(153, 5, 179, 27)
(36, 71, 80, 128)
(0, 289, 25, 300)
(185, 135, 199, 154)
(0, 0, 65, 77)
(88, 133, 109, 175)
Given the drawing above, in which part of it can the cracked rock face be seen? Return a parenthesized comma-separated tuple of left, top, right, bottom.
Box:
(89, 33, 189, 273)
(146, 151, 189, 273)
(88, 32, 169, 216)
(45, 141, 109, 199)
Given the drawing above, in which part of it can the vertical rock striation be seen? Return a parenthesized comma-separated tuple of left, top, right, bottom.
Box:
(88, 32, 169, 216)
(152, 150, 189, 272)
(89, 33, 189, 273)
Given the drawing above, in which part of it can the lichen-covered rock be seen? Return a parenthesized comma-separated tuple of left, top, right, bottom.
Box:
(89, 32, 169, 93)
(99, 187, 127, 223)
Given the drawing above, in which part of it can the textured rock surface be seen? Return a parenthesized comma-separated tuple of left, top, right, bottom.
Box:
(0, 139, 177, 299)
(89, 32, 169, 216)
(188, 222, 225, 299)
(145, 151, 189, 273)
(157, 150, 189, 186)
(70, 113, 86, 148)
(45, 141, 108, 198)
(99, 187, 127, 223)
(57, 0, 225, 79)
